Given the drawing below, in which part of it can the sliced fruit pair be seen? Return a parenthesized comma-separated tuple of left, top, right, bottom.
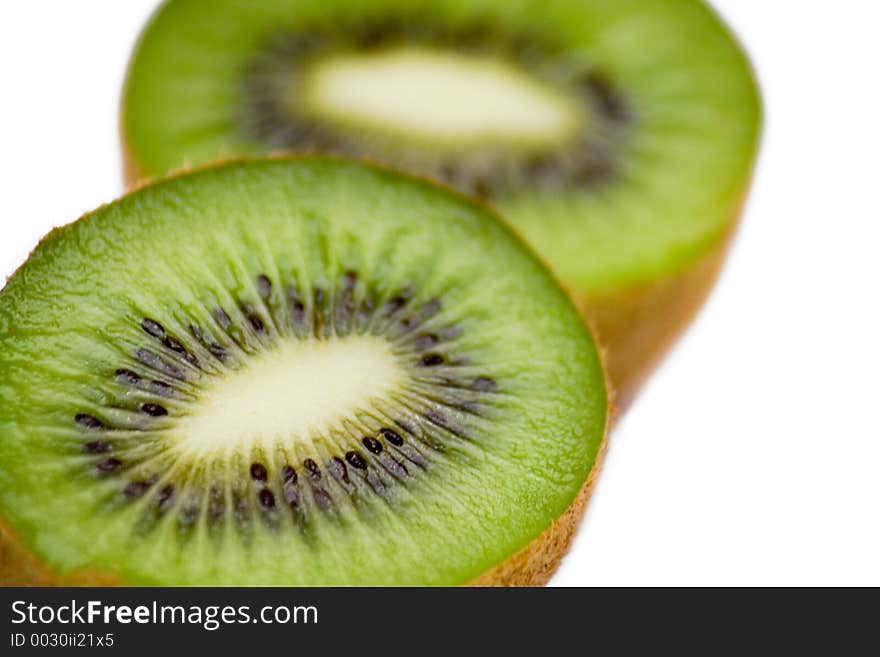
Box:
(0, 158, 607, 586)
(122, 0, 762, 404)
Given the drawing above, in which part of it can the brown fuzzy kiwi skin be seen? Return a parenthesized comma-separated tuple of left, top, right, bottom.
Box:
(577, 213, 742, 410)
(0, 519, 122, 586)
(1, 155, 612, 587)
(468, 435, 609, 587)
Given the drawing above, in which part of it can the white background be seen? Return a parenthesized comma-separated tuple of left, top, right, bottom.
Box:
(1, 1, 878, 586)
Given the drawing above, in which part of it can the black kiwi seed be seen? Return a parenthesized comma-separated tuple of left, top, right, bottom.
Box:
(258, 488, 276, 509)
(420, 353, 445, 367)
(457, 401, 481, 414)
(189, 325, 227, 362)
(157, 484, 175, 506)
(472, 377, 497, 392)
(384, 295, 408, 316)
(287, 285, 305, 308)
(136, 349, 184, 380)
(124, 480, 151, 498)
(327, 457, 350, 484)
(250, 462, 268, 482)
(179, 502, 200, 527)
(585, 72, 631, 124)
(281, 464, 298, 484)
(75, 413, 104, 429)
(162, 335, 185, 354)
(83, 440, 110, 454)
(290, 296, 307, 330)
(335, 302, 354, 334)
(115, 369, 141, 385)
(380, 428, 404, 446)
(208, 344, 228, 362)
(149, 380, 173, 397)
(291, 297, 306, 314)
(284, 483, 301, 508)
(97, 458, 122, 473)
(141, 318, 165, 338)
(162, 336, 198, 366)
(232, 491, 250, 524)
(313, 488, 333, 511)
(386, 297, 405, 314)
(141, 403, 168, 417)
(400, 447, 429, 470)
(362, 436, 383, 455)
(380, 454, 408, 479)
(257, 274, 272, 298)
(240, 303, 265, 333)
(419, 298, 442, 319)
(213, 308, 232, 330)
(345, 451, 368, 470)
(413, 334, 438, 350)
(426, 410, 447, 427)
(208, 486, 225, 523)
(428, 409, 466, 438)
(304, 458, 322, 482)
(248, 314, 265, 332)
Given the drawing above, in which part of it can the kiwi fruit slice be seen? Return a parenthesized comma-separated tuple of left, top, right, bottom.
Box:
(0, 158, 607, 586)
(121, 0, 761, 406)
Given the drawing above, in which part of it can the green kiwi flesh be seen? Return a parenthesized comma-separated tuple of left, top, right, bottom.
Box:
(123, 0, 761, 295)
(0, 158, 606, 586)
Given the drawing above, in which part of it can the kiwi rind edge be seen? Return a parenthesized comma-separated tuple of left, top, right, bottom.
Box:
(580, 210, 742, 408)
(1, 155, 612, 587)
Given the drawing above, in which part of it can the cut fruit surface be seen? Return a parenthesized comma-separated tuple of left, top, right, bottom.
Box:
(123, 0, 761, 405)
(123, 0, 760, 292)
(0, 158, 606, 586)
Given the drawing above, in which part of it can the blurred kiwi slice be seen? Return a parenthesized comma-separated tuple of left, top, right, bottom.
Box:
(121, 0, 761, 406)
(0, 158, 607, 586)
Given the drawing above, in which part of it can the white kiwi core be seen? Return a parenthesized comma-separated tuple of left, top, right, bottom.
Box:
(169, 336, 403, 459)
(301, 48, 581, 147)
